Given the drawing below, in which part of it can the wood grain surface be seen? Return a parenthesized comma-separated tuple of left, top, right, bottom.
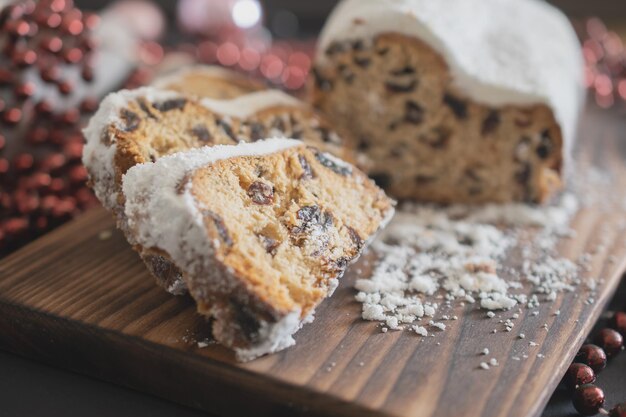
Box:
(0, 105, 625, 417)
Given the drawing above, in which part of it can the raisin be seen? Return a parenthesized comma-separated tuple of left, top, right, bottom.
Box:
(515, 164, 532, 184)
(405, 101, 424, 124)
(271, 116, 286, 132)
(138, 99, 157, 119)
(419, 127, 451, 149)
(390, 66, 416, 76)
(258, 234, 280, 256)
(120, 109, 140, 132)
(190, 124, 212, 143)
(377, 47, 390, 56)
(326, 42, 346, 56)
(314, 151, 351, 176)
(298, 154, 314, 180)
(249, 122, 265, 141)
(370, 172, 392, 188)
(204, 210, 233, 247)
(217, 119, 238, 143)
(443, 94, 468, 119)
(153, 98, 187, 112)
(297, 205, 321, 224)
(536, 129, 553, 159)
(346, 226, 363, 251)
(247, 181, 274, 205)
(357, 137, 370, 151)
(482, 110, 500, 135)
(354, 57, 371, 68)
(385, 79, 417, 93)
(312, 68, 333, 92)
(352, 40, 365, 51)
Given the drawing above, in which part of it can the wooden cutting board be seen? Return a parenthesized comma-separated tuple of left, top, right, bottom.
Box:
(0, 105, 625, 417)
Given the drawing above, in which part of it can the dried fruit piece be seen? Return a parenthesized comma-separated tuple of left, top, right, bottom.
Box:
(204, 210, 233, 247)
(217, 119, 238, 143)
(190, 125, 211, 143)
(247, 181, 274, 205)
(314, 151, 351, 176)
(405, 101, 425, 124)
(120, 109, 140, 132)
(298, 154, 314, 180)
(419, 127, 451, 149)
(482, 110, 500, 135)
(153, 98, 187, 112)
(443, 93, 468, 119)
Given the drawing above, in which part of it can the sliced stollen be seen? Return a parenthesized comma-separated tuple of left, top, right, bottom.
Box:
(83, 74, 351, 294)
(122, 139, 395, 360)
(310, 0, 585, 203)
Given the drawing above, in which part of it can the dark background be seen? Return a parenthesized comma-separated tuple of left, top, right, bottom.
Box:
(2, 1, 626, 416)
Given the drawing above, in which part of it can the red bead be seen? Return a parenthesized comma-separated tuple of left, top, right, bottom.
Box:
(15, 192, 39, 214)
(57, 80, 73, 95)
(40, 36, 63, 53)
(594, 328, 624, 357)
(59, 108, 80, 125)
(14, 82, 36, 99)
(41, 195, 59, 212)
(610, 403, 626, 417)
(573, 384, 605, 416)
(4, 218, 29, 236)
(13, 49, 37, 66)
(565, 363, 596, 389)
(3, 108, 23, 125)
(0, 135, 5, 151)
(63, 47, 83, 63)
(11, 20, 31, 36)
(611, 312, 626, 337)
(80, 97, 98, 113)
(51, 197, 76, 217)
(40, 66, 60, 83)
(13, 153, 34, 171)
(63, 140, 83, 160)
(35, 100, 53, 116)
(29, 172, 51, 189)
(45, 13, 62, 29)
(40, 153, 66, 172)
(48, 178, 65, 193)
(81, 66, 94, 82)
(575, 344, 607, 373)
(83, 12, 99, 30)
(67, 165, 87, 184)
(26, 127, 49, 145)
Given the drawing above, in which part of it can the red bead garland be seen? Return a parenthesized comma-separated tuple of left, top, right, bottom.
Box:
(566, 311, 626, 416)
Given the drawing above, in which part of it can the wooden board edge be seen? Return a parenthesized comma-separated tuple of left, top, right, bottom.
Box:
(0, 299, 388, 417)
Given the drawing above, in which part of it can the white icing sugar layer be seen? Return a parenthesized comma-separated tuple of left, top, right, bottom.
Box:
(200, 90, 301, 118)
(317, 0, 585, 148)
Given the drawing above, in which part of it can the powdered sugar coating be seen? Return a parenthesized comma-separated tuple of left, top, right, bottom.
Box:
(317, 0, 585, 151)
(200, 90, 302, 118)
